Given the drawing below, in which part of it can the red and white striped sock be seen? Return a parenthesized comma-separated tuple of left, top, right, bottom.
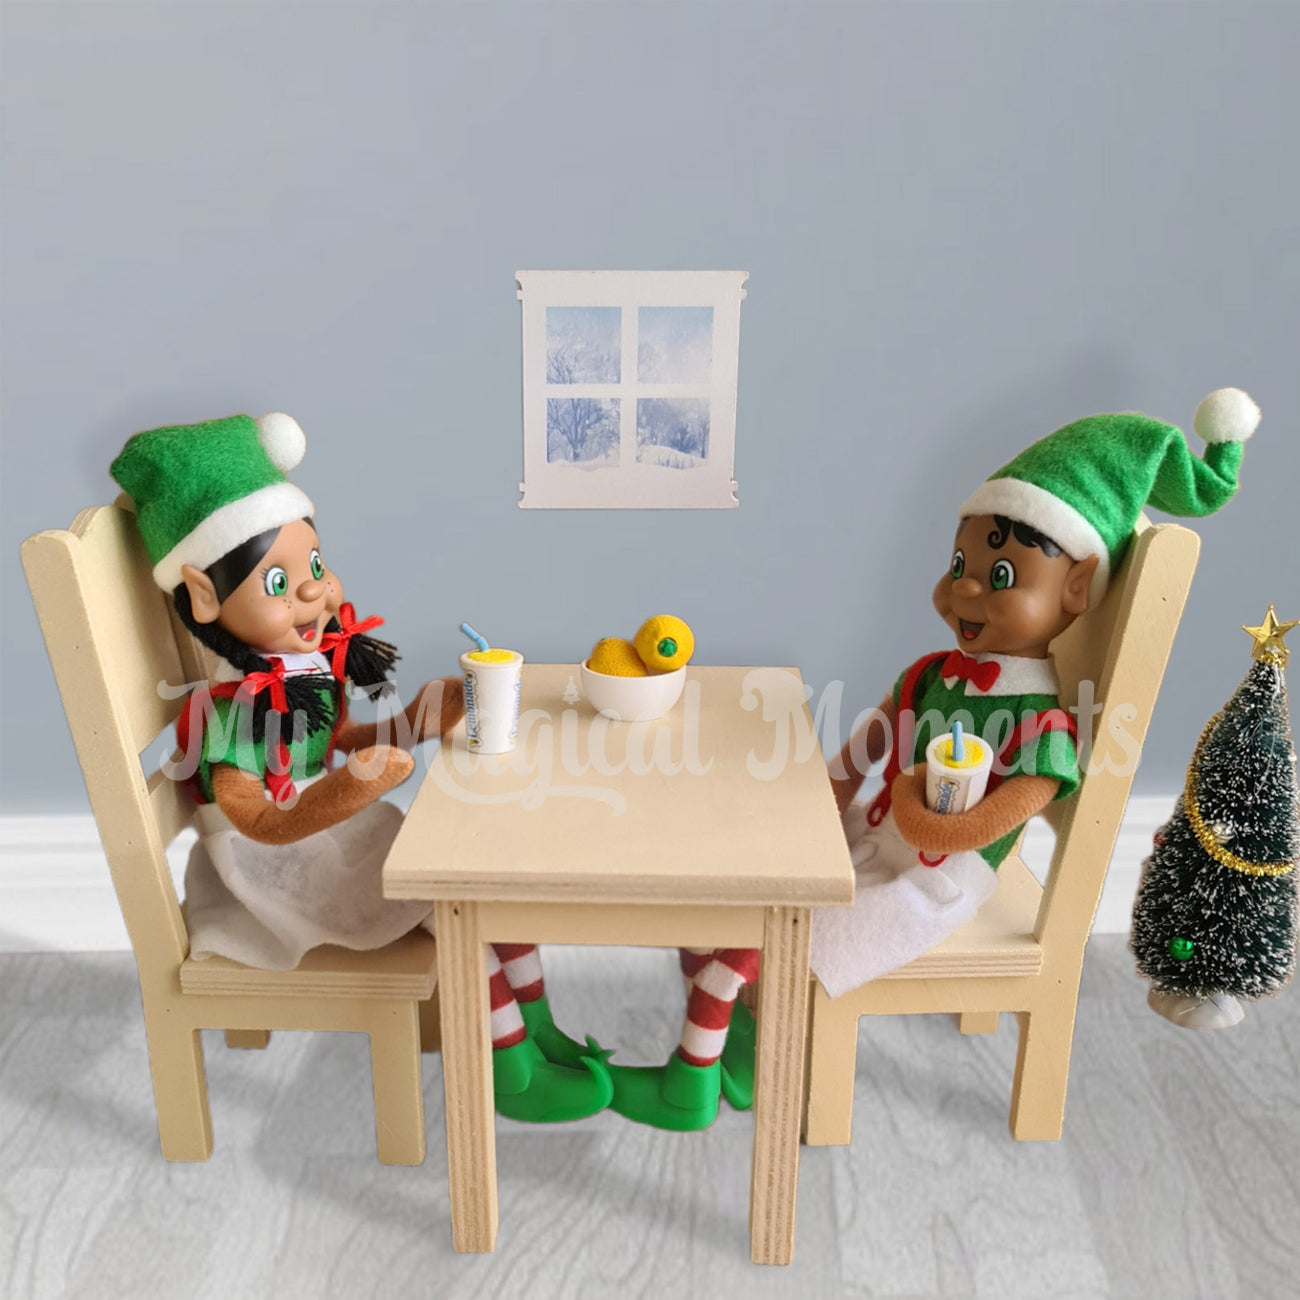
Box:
(680, 947, 711, 1000)
(678, 947, 760, 1067)
(492, 942, 545, 1004)
(487, 947, 526, 1050)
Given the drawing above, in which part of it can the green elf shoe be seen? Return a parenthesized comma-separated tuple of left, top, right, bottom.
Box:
(719, 999, 756, 1111)
(608, 1053, 721, 1131)
(493, 1036, 613, 1123)
(519, 995, 610, 1071)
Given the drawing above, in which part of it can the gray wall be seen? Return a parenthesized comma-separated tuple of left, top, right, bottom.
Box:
(3, 1, 1297, 814)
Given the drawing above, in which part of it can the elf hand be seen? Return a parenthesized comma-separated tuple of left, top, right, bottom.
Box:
(404, 676, 466, 741)
(211, 746, 414, 846)
(335, 677, 466, 752)
(889, 769, 1060, 856)
(829, 694, 899, 816)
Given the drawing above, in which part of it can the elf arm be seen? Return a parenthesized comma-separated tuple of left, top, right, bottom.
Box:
(334, 676, 466, 753)
(890, 769, 1059, 855)
(210, 746, 415, 845)
(829, 694, 898, 815)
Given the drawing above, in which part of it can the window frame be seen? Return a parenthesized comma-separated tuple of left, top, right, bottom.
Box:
(517, 269, 748, 509)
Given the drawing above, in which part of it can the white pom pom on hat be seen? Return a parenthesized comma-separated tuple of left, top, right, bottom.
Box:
(1193, 388, 1261, 445)
(254, 411, 307, 471)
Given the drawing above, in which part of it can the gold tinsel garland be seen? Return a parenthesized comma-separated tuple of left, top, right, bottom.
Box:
(1182, 650, 1298, 878)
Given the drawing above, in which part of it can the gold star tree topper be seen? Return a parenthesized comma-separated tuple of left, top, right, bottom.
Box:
(1242, 604, 1299, 666)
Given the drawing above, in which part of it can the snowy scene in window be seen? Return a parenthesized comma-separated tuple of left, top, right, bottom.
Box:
(519, 271, 746, 508)
(547, 307, 621, 386)
(637, 398, 708, 468)
(548, 397, 620, 466)
(637, 306, 712, 384)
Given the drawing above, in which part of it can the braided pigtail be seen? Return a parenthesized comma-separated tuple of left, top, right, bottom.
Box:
(325, 614, 400, 701)
(173, 585, 335, 742)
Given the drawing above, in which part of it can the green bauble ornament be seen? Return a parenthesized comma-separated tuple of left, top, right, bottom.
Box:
(1168, 936, 1195, 962)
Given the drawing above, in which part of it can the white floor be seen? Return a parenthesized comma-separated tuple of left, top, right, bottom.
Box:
(1, 937, 1296, 1299)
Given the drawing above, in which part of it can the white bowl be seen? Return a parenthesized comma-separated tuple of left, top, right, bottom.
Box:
(580, 661, 687, 721)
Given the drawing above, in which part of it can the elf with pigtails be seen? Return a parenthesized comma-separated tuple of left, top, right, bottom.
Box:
(110, 413, 610, 1123)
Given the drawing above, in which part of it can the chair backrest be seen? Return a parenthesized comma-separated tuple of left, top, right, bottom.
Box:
(1035, 515, 1200, 950)
(21, 501, 208, 980)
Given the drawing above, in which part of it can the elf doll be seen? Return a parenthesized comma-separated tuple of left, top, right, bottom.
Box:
(812, 388, 1262, 995)
(110, 413, 612, 1122)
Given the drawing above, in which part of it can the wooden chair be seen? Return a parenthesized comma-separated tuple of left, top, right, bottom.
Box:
(803, 517, 1200, 1145)
(21, 500, 441, 1165)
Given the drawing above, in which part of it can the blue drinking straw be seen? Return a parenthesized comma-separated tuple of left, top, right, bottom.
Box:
(460, 622, 490, 653)
(951, 719, 966, 763)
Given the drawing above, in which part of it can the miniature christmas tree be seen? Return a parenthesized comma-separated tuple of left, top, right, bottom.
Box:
(1131, 605, 1300, 1029)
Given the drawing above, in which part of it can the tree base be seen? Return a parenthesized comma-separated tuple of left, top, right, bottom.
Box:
(1147, 987, 1246, 1030)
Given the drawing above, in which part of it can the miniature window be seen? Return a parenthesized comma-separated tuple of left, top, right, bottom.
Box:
(517, 270, 747, 508)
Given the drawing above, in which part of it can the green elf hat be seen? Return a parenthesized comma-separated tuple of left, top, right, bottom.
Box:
(960, 387, 1260, 608)
(110, 412, 312, 591)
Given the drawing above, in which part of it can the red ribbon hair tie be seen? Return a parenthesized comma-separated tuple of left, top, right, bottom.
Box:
(321, 602, 385, 680)
(207, 658, 298, 804)
(233, 657, 289, 713)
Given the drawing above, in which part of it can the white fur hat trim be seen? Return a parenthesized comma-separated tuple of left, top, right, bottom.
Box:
(152, 481, 315, 591)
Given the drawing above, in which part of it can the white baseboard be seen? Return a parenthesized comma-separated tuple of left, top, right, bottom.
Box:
(0, 799, 1173, 953)
(0, 816, 197, 953)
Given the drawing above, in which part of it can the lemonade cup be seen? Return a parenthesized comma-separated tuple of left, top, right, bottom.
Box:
(460, 649, 523, 754)
(924, 730, 993, 814)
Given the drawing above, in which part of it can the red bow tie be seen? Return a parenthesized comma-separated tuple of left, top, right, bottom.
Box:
(942, 650, 1001, 693)
(320, 602, 385, 680)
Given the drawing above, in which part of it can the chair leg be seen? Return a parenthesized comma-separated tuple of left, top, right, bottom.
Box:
(802, 980, 858, 1147)
(225, 1029, 271, 1050)
(959, 1012, 1000, 1036)
(369, 1003, 426, 1166)
(1009, 1007, 1075, 1141)
(143, 1012, 214, 1161)
(419, 995, 441, 1054)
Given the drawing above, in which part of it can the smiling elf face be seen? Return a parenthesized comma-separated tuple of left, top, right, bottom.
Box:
(183, 518, 346, 655)
(931, 513, 1098, 660)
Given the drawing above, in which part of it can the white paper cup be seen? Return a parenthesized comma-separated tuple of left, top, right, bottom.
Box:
(925, 731, 992, 814)
(459, 650, 523, 754)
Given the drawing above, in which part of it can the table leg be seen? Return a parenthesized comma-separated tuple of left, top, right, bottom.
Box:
(434, 899, 498, 1253)
(749, 904, 812, 1266)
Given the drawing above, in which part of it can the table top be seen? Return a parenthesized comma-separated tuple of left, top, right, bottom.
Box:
(384, 664, 854, 908)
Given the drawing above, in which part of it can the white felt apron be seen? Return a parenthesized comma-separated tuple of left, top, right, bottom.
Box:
(810, 801, 998, 998)
(184, 792, 434, 972)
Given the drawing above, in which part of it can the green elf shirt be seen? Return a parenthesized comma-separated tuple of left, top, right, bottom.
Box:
(882, 650, 1081, 869)
(180, 651, 343, 804)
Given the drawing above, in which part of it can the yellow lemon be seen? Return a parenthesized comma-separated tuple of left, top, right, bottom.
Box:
(634, 615, 694, 673)
(588, 637, 648, 677)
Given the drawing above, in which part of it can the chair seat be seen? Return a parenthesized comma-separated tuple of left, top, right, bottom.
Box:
(877, 854, 1044, 980)
(180, 929, 438, 1000)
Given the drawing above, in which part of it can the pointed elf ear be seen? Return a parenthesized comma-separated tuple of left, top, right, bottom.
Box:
(1062, 554, 1101, 616)
(180, 564, 222, 624)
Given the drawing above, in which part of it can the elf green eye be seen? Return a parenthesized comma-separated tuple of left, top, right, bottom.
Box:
(263, 566, 289, 597)
(990, 559, 1016, 591)
(950, 550, 965, 580)
(309, 549, 324, 581)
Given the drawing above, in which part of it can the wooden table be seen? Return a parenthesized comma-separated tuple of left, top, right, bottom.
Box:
(384, 664, 853, 1265)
